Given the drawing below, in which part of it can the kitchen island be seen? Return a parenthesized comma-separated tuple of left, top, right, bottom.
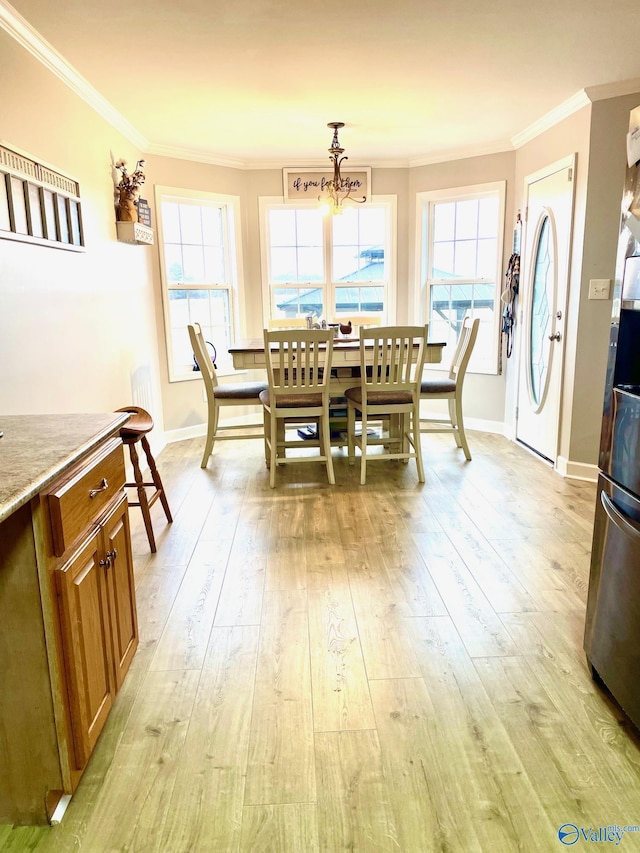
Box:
(0, 414, 139, 825)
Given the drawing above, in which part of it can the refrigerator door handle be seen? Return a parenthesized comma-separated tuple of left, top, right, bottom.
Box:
(601, 490, 640, 541)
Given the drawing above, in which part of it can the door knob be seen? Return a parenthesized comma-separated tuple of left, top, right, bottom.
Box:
(548, 331, 561, 341)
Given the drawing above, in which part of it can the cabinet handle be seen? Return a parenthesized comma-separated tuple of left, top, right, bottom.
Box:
(106, 549, 117, 560)
(99, 557, 111, 569)
(89, 478, 109, 498)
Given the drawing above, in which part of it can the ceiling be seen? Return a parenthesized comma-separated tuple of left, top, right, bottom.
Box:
(5, 0, 640, 167)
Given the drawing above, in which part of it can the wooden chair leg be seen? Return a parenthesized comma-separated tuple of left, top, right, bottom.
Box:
(412, 406, 425, 482)
(129, 440, 156, 553)
(347, 404, 356, 465)
(321, 407, 335, 485)
(360, 409, 368, 485)
(202, 399, 218, 468)
(141, 435, 173, 522)
(269, 410, 278, 488)
(455, 397, 472, 461)
(448, 398, 463, 448)
(263, 407, 271, 468)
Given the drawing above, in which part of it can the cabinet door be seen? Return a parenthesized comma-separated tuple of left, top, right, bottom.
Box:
(103, 496, 139, 691)
(56, 531, 115, 770)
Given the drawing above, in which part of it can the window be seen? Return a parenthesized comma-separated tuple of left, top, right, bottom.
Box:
(260, 197, 395, 323)
(156, 186, 242, 381)
(418, 182, 505, 374)
(0, 144, 84, 250)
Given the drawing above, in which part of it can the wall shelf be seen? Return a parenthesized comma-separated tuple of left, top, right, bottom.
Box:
(116, 221, 154, 245)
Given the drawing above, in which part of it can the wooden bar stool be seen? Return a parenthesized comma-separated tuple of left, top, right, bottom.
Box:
(116, 406, 172, 552)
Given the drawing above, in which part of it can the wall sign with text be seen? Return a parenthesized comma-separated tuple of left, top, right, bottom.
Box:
(283, 168, 371, 203)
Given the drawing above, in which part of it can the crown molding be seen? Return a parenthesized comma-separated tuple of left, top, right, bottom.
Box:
(145, 146, 412, 170)
(145, 142, 246, 170)
(584, 78, 640, 102)
(511, 90, 591, 149)
(0, 0, 148, 150)
(408, 140, 514, 168)
(248, 157, 411, 170)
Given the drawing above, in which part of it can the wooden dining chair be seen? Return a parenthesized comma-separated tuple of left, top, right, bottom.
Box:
(419, 316, 479, 460)
(188, 322, 266, 469)
(260, 328, 335, 488)
(345, 325, 428, 485)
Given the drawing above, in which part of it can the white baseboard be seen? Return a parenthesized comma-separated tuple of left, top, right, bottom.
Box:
(465, 417, 506, 435)
(164, 423, 207, 444)
(556, 455, 599, 483)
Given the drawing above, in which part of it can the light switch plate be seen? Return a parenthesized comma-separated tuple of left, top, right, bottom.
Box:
(588, 278, 611, 300)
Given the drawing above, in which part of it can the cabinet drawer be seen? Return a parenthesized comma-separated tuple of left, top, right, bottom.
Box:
(48, 438, 126, 557)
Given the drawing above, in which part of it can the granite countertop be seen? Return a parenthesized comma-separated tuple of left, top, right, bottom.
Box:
(0, 413, 129, 524)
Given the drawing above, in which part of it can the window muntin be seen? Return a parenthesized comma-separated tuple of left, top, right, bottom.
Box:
(420, 183, 505, 374)
(167, 288, 231, 378)
(268, 208, 324, 284)
(157, 188, 241, 381)
(262, 199, 394, 322)
(331, 206, 386, 283)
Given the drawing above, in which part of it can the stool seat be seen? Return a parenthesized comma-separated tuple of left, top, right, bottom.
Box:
(118, 406, 154, 438)
(115, 405, 172, 553)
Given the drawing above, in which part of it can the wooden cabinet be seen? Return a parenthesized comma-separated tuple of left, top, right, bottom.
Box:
(0, 419, 139, 825)
(56, 494, 138, 770)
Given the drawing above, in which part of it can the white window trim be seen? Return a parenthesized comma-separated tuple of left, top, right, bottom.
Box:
(155, 185, 245, 382)
(415, 180, 506, 374)
(258, 194, 397, 326)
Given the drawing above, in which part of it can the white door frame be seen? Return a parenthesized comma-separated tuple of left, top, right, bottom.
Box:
(515, 153, 576, 466)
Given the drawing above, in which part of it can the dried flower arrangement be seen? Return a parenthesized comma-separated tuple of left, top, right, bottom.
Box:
(115, 158, 146, 199)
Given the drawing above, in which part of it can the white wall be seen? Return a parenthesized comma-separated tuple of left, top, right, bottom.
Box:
(0, 32, 163, 437)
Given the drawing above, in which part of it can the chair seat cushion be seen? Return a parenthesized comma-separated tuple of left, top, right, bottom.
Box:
(215, 381, 267, 400)
(420, 378, 456, 395)
(259, 389, 323, 408)
(345, 387, 413, 406)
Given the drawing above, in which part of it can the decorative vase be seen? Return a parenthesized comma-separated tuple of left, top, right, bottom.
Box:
(118, 188, 138, 222)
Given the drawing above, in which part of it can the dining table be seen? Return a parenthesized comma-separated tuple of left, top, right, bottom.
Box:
(229, 336, 446, 455)
(228, 336, 446, 395)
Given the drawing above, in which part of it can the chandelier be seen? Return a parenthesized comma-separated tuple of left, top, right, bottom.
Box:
(319, 122, 366, 215)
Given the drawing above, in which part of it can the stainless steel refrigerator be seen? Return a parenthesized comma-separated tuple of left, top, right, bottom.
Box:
(584, 104, 640, 730)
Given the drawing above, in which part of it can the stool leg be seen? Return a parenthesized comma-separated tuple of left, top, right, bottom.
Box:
(129, 440, 157, 553)
(141, 435, 173, 522)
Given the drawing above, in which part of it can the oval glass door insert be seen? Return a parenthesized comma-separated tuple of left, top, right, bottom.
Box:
(529, 214, 555, 407)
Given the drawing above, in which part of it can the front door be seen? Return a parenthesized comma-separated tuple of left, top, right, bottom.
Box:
(516, 155, 575, 463)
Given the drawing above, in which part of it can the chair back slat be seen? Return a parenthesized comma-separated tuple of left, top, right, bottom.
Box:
(360, 325, 428, 394)
(263, 329, 334, 399)
(188, 323, 219, 391)
(448, 317, 480, 383)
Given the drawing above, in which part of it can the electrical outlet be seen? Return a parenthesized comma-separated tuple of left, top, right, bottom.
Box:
(588, 278, 611, 300)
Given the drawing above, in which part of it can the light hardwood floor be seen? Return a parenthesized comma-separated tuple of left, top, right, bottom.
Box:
(3, 432, 640, 852)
